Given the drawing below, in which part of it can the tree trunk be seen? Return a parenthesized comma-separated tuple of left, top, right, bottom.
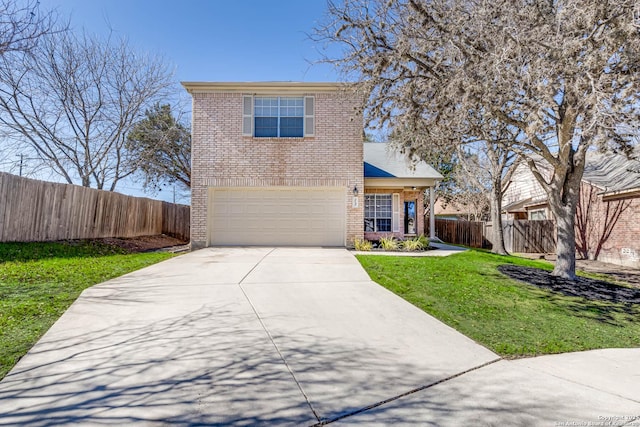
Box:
(550, 203, 577, 279)
(490, 183, 508, 255)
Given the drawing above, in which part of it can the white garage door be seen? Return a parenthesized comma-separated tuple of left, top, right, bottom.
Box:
(209, 187, 346, 246)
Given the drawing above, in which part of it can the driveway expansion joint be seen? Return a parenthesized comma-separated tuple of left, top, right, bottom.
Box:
(237, 247, 276, 285)
(237, 248, 322, 423)
(308, 357, 503, 426)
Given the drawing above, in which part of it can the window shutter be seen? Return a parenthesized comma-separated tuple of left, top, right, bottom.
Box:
(242, 95, 253, 136)
(304, 96, 314, 137)
(392, 193, 400, 232)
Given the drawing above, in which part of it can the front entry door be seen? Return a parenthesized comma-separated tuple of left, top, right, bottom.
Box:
(404, 201, 416, 234)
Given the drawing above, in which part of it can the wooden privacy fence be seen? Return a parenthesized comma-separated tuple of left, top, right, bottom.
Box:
(435, 218, 556, 253)
(502, 220, 555, 253)
(0, 172, 190, 242)
(434, 218, 485, 248)
(161, 201, 190, 242)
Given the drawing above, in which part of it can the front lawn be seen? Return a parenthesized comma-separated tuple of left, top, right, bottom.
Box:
(357, 250, 640, 357)
(0, 241, 175, 380)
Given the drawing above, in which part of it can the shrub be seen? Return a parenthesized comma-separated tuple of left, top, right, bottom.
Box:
(401, 238, 424, 251)
(416, 234, 430, 248)
(354, 238, 373, 251)
(379, 235, 399, 251)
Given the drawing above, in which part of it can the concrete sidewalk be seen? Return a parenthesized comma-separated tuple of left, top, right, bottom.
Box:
(0, 248, 639, 426)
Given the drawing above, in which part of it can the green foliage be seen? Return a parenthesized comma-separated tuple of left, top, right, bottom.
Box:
(400, 237, 424, 251)
(354, 238, 373, 251)
(357, 251, 640, 357)
(0, 241, 126, 263)
(378, 235, 399, 251)
(416, 234, 430, 248)
(127, 103, 191, 192)
(0, 241, 174, 380)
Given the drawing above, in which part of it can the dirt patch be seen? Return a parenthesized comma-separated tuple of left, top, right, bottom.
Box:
(498, 264, 640, 305)
(91, 235, 189, 253)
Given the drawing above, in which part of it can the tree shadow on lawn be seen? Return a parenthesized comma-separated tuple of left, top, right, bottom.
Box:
(498, 264, 640, 325)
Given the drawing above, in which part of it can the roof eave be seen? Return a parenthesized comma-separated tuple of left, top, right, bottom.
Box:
(364, 177, 438, 188)
(181, 81, 356, 93)
(601, 187, 640, 200)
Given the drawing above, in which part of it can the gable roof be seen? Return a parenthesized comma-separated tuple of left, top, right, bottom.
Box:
(505, 150, 640, 206)
(364, 162, 395, 178)
(363, 143, 443, 179)
(582, 151, 640, 194)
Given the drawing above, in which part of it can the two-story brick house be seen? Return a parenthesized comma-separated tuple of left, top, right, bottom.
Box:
(182, 82, 441, 249)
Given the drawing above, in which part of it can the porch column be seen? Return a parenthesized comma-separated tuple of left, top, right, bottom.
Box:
(429, 186, 436, 240)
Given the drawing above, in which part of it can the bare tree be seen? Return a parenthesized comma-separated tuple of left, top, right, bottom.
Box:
(0, 0, 59, 56)
(0, 30, 174, 190)
(441, 178, 490, 222)
(0, 0, 61, 168)
(425, 149, 489, 221)
(392, 107, 518, 254)
(316, 0, 640, 278)
(455, 141, 517, 254)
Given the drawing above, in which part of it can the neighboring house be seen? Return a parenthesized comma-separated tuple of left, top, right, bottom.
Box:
(433, 199, 468, 220)
(502, 158, 550, 220)
(503, 152, 640, 267)
(182, 82, 441, 249)
(433, 199, 489, 221)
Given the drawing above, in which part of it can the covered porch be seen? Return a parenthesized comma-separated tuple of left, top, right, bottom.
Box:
(363, 143, 442, 241)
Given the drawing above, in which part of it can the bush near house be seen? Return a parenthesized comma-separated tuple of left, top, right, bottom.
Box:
(353, 238, 373, 251)
(357, 235, 431, 252)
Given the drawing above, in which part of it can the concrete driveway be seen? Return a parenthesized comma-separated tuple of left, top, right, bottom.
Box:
(0, 247, 639, 426)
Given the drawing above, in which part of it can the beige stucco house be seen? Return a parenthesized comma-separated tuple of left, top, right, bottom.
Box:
(182, 81, 441, 249)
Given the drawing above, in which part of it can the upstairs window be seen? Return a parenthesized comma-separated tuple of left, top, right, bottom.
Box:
(243, 95, 314, 138)
(255, 97, 303, 137)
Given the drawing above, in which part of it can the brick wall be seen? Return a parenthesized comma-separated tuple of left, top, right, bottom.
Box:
(189, 86, 363, 248)
(601, 196, 640, 267)
(364, 188, 425, 241)
(575, 182, 640, 268)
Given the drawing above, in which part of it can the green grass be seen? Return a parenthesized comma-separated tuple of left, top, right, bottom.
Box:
(357, 250, 640, 357)
(0, 241, 174, 380)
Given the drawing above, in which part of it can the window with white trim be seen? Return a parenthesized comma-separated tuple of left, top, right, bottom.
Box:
(528, 209, 547, 220)
(364, 194, 392, 232)
(242, 95, 314, 138)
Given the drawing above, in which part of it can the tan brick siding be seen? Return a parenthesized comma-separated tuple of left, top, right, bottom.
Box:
(190, 89, 363, 248)
(364, 188, 426, 241)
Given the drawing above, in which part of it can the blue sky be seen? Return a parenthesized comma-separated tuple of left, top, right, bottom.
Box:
(26, 0, 342, 201)
(41, 0, 340, 83)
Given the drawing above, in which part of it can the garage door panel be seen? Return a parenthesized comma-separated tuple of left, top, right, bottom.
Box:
(209, 187, 346, 246)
